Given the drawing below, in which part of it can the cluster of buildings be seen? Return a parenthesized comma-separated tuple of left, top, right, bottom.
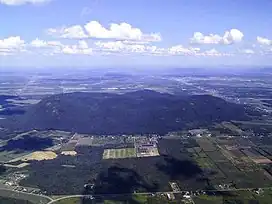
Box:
(135, 136, 160, 157)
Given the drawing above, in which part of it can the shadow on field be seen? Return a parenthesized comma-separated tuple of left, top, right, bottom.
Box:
(0, 108, 25, 116)
(79, 165, 158, 204)
(0, 135, 53, 152)
(0, 165, 6, 175)
(156, 155, 203, 180)
(94, 166, 158, 194)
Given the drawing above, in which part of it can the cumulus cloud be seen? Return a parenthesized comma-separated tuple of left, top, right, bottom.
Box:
(95, 42, 221, 56)
(241, 49, 255, 54)
(47, 25, 88, 39)
(202, 48, 229, 56)
(168, 46, 232, 56)
(0, 36, 25, 55)
(204, 48, 220, 56)
(47, 21, 162, 42)
(30, 38, 63, 48)
(85, 21, 161, 42)
(0, 0, 50, 5)
(168, 45, 200, 55)
(95, 41, 163, 54)
(29, 38, 64, 55)
(190, 29, 244, 44)
(30, 38, 48, 47)
(61, 40, 92, 55)
(29, 38, 92, 55)
(0, 36, 25, 48)
(257, 36, 272, 45)
(1, 36, 237, 57)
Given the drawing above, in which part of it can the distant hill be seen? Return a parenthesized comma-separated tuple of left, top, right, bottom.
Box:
(2, 90, 250, 135)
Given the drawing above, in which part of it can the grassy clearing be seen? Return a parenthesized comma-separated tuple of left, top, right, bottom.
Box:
(54, 195, 148, 204)
(132, 194, 148, 203)
(194, 189, 272, 204)
(195, 157, 216, 169)
(196, 138, 217, 152)
(254, 189, 272, 204)
(54, 198, 80, 204)
(103, 148, 136, 159)
(193, 195, 223, 204)
(0, 196, 34, 204)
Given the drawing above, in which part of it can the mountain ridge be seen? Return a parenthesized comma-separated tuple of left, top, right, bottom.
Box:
(1, 90, 250, 135)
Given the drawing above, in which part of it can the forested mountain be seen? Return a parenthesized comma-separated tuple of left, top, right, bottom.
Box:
(1, 90, 250, 134)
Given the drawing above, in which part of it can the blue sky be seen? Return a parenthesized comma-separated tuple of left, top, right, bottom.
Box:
(0, 0, 272, 68)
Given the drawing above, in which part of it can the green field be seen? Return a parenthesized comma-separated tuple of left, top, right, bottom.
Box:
(0, 196, 35, 204)
(194, 189, 272, 204)
(54, 195, 148, 204)
(0, 189, 50, 204)
(54, 197, 81, 204)
(103, 148, 137, 159)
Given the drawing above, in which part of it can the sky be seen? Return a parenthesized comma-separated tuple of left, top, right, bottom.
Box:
(0, 0, 272, 68)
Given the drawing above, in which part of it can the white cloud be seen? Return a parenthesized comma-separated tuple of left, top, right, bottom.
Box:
(0, 0, 50, 5)
(190, 29, 244, 44)
(78, 40, 88, 49)
(168, 45, 200, 55)
(47, 25, 88, 39)
(29, 38, 64, 56)
(204, 48, 220, 56)
(29, 38, 91, 55)
(30, 38, 63, 48)
(30, 38, 48, 47)
(203, 48, 229, 56)
(191, 32, 222, 44)
(61, 41, 92, 55)
(0, 36, 25, 54)
(168, 46, 232, 56)
(95, 41, 233, 57)
(257, 36, 272, 45)
(241, 49, 255, 54)
(47, 21, 162, 42)
(94, 40, 163, 55)
(85, 21, 161, 42)
(0, 36, 25, 48)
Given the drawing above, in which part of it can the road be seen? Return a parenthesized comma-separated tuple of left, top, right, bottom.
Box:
(46, 187, 272, 204)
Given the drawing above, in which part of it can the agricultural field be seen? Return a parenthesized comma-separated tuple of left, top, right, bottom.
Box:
(53, 197, 81, 204)
(53, 194, 149, 204)
(193, 189, 272, 204)
(103, 148, 136, 159)
(6, 151, 58, 163)
(136, 147, 160, 157)
(196, 137, 217, 152)
(22, 151, 58, 161)
(52, 194, 186, 204)
(0, 196, 34, 204)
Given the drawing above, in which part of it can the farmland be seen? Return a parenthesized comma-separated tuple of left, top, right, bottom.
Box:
(103, 148, 136, 159)
(0, 188, 50, 204)
(0, 128, 271, 197)
(193, 189, 272, 204)
(0, 196, 34, 204)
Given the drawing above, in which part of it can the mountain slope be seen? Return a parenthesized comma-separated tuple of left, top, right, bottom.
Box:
(3, 90, 249, 134)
